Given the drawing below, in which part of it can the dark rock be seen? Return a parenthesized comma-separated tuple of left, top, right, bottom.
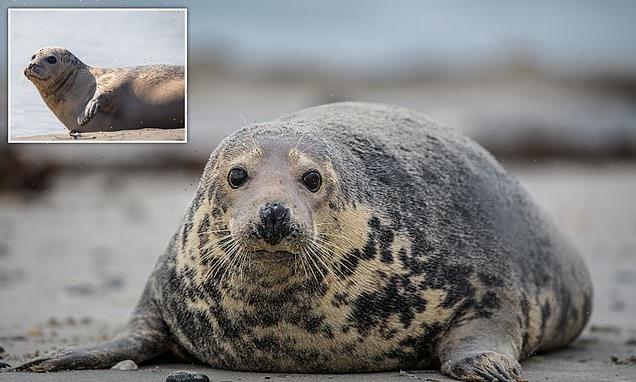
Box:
(0, 361, 11, 369)
(166, 370, 210, 382)
(611, 355, 636, 365)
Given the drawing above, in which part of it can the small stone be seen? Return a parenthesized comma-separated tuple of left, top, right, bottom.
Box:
(611, 355, 636, 365)
(166, 370, 210, 382)
(0, 361, 11, 369)
(111, 359, 138, 371)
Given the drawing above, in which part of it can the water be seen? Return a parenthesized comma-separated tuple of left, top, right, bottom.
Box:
(193, 0, 636, 74)
(8, 9, 185, 139)
(6, 1, 636, 139)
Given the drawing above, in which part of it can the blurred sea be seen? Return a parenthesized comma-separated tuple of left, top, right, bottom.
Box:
(1, 0, 635, 162)
(194, 0, 636, 77)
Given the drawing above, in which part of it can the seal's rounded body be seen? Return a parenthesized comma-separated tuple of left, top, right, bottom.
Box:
(24, 47, 184, 133)
(14, 103, 592, 381)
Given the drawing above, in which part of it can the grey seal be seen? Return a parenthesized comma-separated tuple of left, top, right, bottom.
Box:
(10, 102, 592, 381)
(24, 46, 184, 133)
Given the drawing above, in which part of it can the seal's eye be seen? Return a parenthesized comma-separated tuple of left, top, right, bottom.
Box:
(31, 55, 36, 60)
(46, 56, 57, 64)
(302, 170, 322, 192)
(228, 167, 248, 189)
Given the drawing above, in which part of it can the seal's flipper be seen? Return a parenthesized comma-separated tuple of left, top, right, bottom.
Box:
(441, 351, 523, 382)
(12, 335, 161, 372)
(77, 97, 101, 126)
(438, 318, 525, 382)
(14, 286, 169, 372)
(77, 90, 114, 126)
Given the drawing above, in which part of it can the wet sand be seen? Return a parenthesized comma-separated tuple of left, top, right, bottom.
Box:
(12, 128, 186, 142)
(0, 162, 635, 381)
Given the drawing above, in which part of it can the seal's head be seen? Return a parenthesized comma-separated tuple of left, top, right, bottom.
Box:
(191, 123, 370, 287)
(24, 47, 84, 93)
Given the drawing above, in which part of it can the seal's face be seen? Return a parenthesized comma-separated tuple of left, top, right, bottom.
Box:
(24, 47, 76, 88)
(222, 139, 332, 261)
(192, 128, 370, 287)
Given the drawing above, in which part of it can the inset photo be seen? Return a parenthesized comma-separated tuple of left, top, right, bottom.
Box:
(8, 8, 187, 143)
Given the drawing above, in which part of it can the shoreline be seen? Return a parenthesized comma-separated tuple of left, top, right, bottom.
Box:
(11, 128, 186, 142)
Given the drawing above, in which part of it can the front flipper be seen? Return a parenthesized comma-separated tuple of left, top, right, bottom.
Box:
(10, 285, 169, 372)
(77, 90, 112, 126)
(438, 318, 525, 382)
(11, 333, 165, 372)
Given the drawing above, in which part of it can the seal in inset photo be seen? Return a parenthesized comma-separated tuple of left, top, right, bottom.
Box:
(24, 46, 184, 134)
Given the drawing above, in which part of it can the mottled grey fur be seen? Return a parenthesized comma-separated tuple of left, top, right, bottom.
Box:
(10, 103, 592, 381)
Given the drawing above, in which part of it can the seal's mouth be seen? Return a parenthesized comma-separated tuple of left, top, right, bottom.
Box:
(24, 65, 45, 80)
(251, 250, 297, 262)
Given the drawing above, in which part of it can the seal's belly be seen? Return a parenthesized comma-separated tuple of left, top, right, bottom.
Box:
(172, 291, 450, 373)
(199, 322, 439, 373)
(168, 261, 458, 372)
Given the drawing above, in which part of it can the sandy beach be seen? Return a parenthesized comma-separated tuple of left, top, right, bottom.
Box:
(2, 2, 635, 381)
(12, 128, 186, 142)
(0, 162, 635, 381)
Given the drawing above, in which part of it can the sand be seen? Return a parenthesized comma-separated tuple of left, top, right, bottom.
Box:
(0, 162, 635, 381)
(12, 128, 186, 142)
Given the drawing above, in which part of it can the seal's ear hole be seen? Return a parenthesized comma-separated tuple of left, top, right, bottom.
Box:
(228, 167, 248, 189)
(302, 170, 322, 193)
(46, 56, 57, 64)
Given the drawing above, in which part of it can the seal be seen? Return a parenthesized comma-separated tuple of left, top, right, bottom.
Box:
(10, 103, 592, 381)
(23, 46, 184, 133)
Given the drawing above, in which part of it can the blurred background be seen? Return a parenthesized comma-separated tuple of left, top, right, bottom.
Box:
(1, 0, 635, 377)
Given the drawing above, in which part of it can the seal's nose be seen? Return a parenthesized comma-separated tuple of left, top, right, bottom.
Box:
(24, 63, 36, 76)
(258, 202, 291, 245)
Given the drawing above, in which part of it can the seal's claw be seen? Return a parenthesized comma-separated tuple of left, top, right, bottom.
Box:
(441, 351, 525, 382)
(77, 98, 100, 126)
(14, 327, 169, 372)
(13, 346, 113, 372)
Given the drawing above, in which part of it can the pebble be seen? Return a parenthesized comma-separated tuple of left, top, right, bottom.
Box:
(611, 355, 636, 365)
(111, 359, 138, 371)
(0, 361, 11, 369)
(166, 370, 210, 382)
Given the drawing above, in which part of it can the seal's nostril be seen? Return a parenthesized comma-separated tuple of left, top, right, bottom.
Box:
(258, 202, 291, 245)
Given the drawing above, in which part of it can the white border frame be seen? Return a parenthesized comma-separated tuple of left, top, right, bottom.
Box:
(7, 7, 188, 144)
